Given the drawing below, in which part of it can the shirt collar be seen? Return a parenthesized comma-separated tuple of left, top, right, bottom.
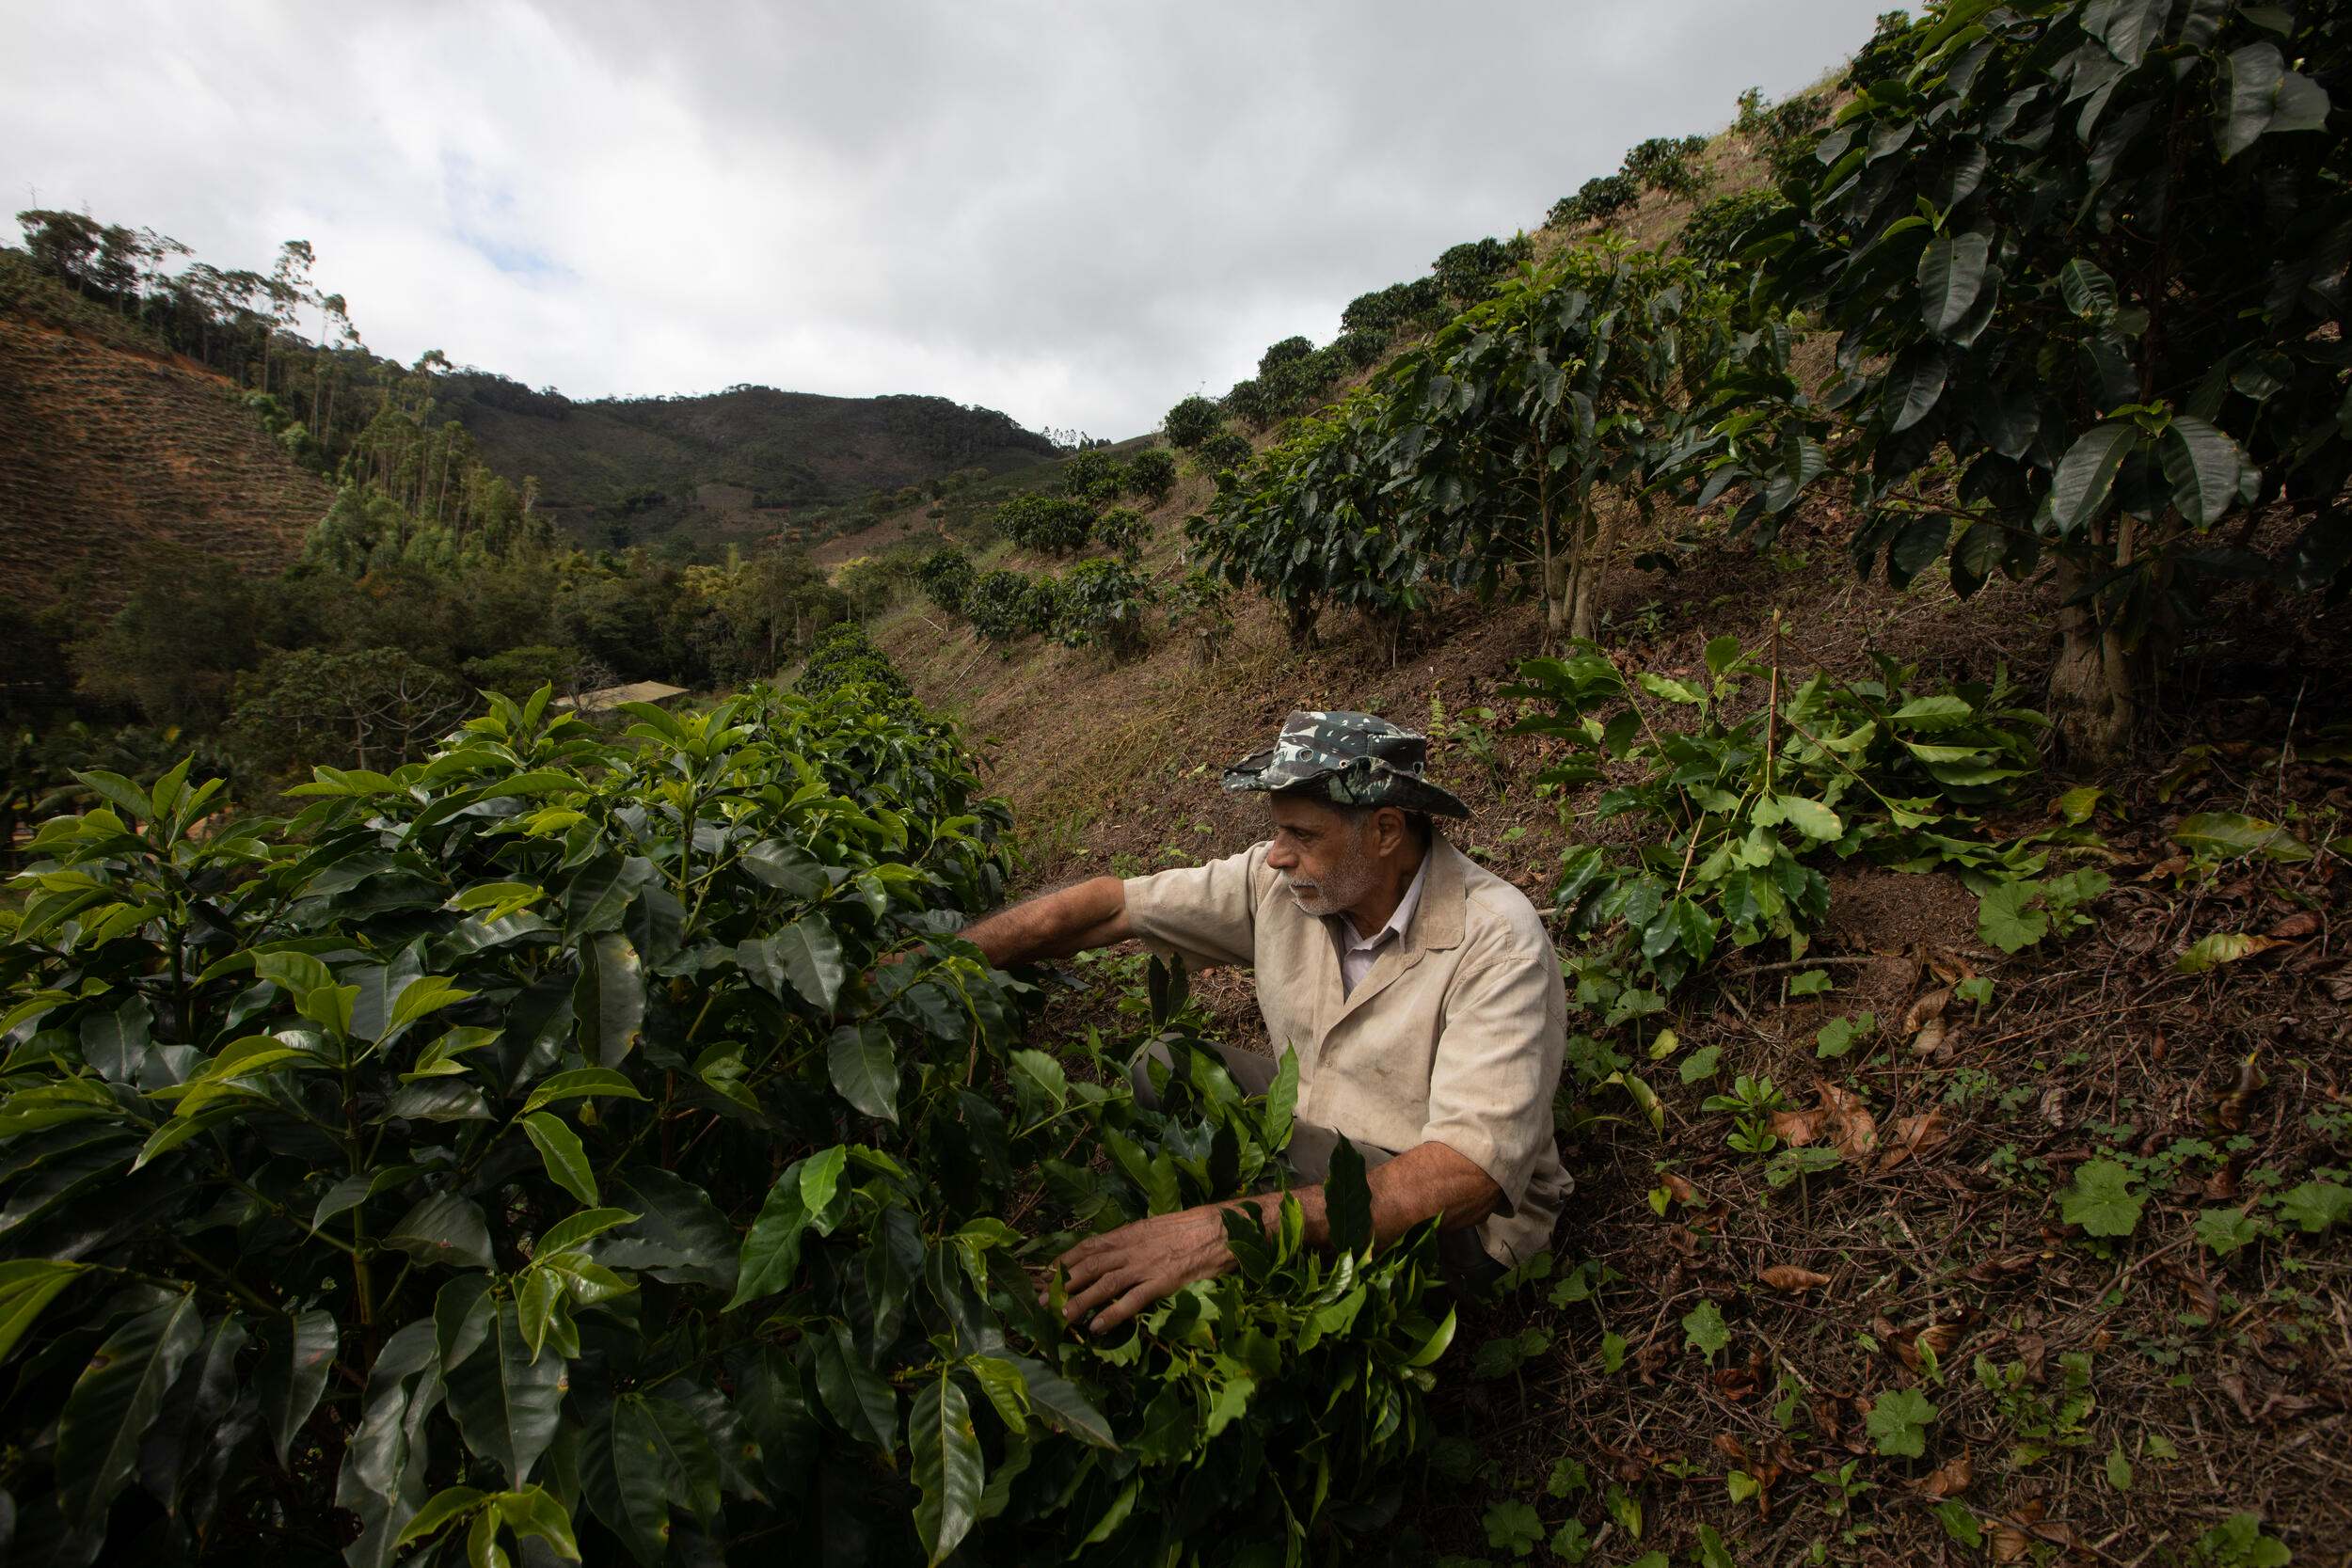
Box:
(1341, 850, 1430, 953)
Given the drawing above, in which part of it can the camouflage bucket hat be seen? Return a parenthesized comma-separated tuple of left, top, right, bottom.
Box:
(1222, 710, 1470, 819)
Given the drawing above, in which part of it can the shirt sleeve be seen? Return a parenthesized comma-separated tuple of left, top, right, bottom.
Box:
(1418, 933, 1567, 1217)
(1120, 843, 1266, 974)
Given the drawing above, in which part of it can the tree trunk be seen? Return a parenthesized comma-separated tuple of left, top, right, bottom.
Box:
(1567, 504, 1621, 643)
(1542, 556, 1569, 651)
(1285, 600, 1320, 650)
(2047, 561, 2137, 768)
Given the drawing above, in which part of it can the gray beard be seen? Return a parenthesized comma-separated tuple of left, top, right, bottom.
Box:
(1281, 838, 1375, 923)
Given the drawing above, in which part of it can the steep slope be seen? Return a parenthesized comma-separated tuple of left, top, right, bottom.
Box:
(0, 312, 331, 608)
(441, 373, 1058, 546)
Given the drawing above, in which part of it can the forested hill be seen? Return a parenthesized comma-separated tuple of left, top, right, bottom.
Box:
(437, 372, 1058, 547)
(0, 253, 331, 606)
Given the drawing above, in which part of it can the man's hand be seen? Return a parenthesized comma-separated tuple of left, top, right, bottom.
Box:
(1049, 1204, 1249, 1335)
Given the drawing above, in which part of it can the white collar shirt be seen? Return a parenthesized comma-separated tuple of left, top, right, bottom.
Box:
(1337, 852, 1429, 997)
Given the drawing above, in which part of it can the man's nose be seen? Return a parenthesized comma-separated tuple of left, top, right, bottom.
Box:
(1266, 840, 1295, 870)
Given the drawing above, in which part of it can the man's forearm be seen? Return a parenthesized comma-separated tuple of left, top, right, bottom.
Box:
(1247, 1140, 1501, 1247)
(958, 876, 1130, 968)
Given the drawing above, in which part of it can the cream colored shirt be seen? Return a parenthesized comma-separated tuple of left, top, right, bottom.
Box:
(1340, 853, 1428, 996)
(1122, 836, 1570, 1266)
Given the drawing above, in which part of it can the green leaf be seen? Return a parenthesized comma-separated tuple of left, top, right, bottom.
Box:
(739, 918, 848, 1012)
(384, 974, 474, 1040)
(1263, 1045, 1299, 1150)
(2172, 811, 2311, 863)
(436, 1274, 498, 1377)
(1977, 879, 2048, 953)
(385, 1191, 497, 1272)
(2060, 1158, 2144, 1238)
(538, 1207, 640, 1254)
(2218, 41, 2331, 162)
(2104, 1440, 2134, 1492)
(519, 1067, 647, 1116)
(393, 1486, 489, 1550)
(826, 1023, 898, 1122)
(573, 932, 644, 1067)
(2058, 257, 2118, 318)
(496, 1485, 583, 1561)
(2274, 1179, 2352, 1234)
(1679, 1045, 1723, 1085)
(2176, 932, 2281, 974)
(1683, 1298, 1730, 1358)
(0, 1259, 84, 1370)
(1918, 232, 1990, 337)
(1788, 968, 1834, 997)
(1866, 1386, 1938, 1457)
(813, 1323, 897, 1447)
(2048, 422, 2137, 535)
(1933, 1497, 1982, 1546)
(1325, 1133, 1374, 1254)
(611, 1394, 721, 1562)
(2162, 415, 2247, 528)
(56, 1293, 204, 1528)
(261, 1307, 340, 1466)
(1003, 1354, 1116, 1449)
(1483, 1498, 1545, 1558)
(445, 1301, 565, 1486)
(728, 1161, 817, 1309)
(522, 1114, 598, 1207)
(1816, 1011, 1877, 1060)
(912, 1373, 986, 1565)
(1770, 795, 1843, 841)
(1696, 1523, 1737, 1568)
(1637, 672, 1704, 705)
(2195, 1207, 2261, 1257)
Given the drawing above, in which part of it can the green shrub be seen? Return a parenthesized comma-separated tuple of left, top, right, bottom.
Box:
(1679, 188, 1788, 266)
(993, 493, 1094, 554)
(1125, 447, 1179, 501)
(834, 546, 923, 618)
(915, 545, 976, 613)
(1163, 396, 1224, 450)
(1059, 449, 1128, 505)
(1621, 135, 1712, 198)
(1432, 235, 1533, 303)
(0, 694, 1451, 1563)
(1223, 376, 1274, 427)
(461, 643, 581, 701)
(1340, 279, 1445, 335)
(795, 619, 912, 700)
(1166, 568, 1236, 664)
(1548, 173, 1639, 230)
(966, 568, 1061, 642)
(1199, 431, 1253, 478)
(1056, 558, 1158, 659)
(1096, 506, 1152, 558)
(1335, 327, 1388, 368)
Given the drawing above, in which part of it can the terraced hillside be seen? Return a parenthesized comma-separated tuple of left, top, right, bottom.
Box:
(0, 314, 329, 606)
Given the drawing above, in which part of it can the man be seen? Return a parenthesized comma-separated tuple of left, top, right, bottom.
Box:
(957, 711, 1570, 1334)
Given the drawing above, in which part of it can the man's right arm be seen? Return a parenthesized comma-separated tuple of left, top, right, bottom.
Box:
(956, 876, 1133, 968)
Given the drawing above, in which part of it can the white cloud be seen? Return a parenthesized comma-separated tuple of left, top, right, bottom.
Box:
(1, 0, 1889, 436)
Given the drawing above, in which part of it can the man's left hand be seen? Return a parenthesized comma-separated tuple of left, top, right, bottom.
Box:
(1049, 1204, 1250, 1334)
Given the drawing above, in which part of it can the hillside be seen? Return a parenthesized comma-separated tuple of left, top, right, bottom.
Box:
(439, 372, 1059, 550)
(0, 268, 331, 608)
(851, 63, 2352, 1566)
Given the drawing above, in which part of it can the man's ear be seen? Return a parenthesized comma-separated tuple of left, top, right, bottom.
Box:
(1374, 806, 1409, 857)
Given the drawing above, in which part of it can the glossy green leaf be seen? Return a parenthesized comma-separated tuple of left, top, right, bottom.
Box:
(572, 933, 644, 1067)
(2048, 422, 2137, 535)
(56, 1292, 204, 1528)
(912, 1372, 986, 1565)
(518, 1067, 647, 1116)
(0, 1259, 85, 1368)
(739, 918, 848, 1012)
(1917, 232, 1989, 336)
(1326, 1134, 1374, 1255)
(826, 1023, 898, 1122)
(521, 1113, 597, 1207)
(261, 1307, 340, 1467)
(445, 1301, 565, 1486)
(385, 1191, 496, 1272)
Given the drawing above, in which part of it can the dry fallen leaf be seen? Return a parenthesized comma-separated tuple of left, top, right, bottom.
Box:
(2267, 910, 2322, 941)
(1877, 1109, 1951, 1174)
(1820, 1083, 1879, 1162)
(1712, 1433, 1748, 1465)
(1757, 1264, 1833, 1292)
(1772, 1107, 1825, 1147)
(2216, 1057, 2266, 1132)
(1661, 1172, 1698, 1206)
(1902, 987, 1950, 1036)
(1965, 1252, 2040, 1284)
(1920, 1449, 1973, 1498)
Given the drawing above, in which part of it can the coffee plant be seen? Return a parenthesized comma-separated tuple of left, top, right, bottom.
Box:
(1059, 451, 1129, 506)
(1678, 189, 1788, 268)
(994, 495, 1095, 556)
(1055, 559, 1158, 660)
(1339, 279, 1444, 336)
(1505, 632, 2054, 994)
(1161, 397, 1223, 451)
(1095, 507, 1152, 560)
(0, 674, 1454, 1565)
(1431, 236, 1533, 304)
(916, 546, 976, 615)
(1742, 0, 2351, 759)
(1547, 174, 1639, 231)
(796, 620, 912, 701)
(1124, 449, 1178, 502)
(1621, 135, 1713, 198)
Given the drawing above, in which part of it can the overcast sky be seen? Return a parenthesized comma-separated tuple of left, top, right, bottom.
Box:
(4, 0, 1888, 439)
